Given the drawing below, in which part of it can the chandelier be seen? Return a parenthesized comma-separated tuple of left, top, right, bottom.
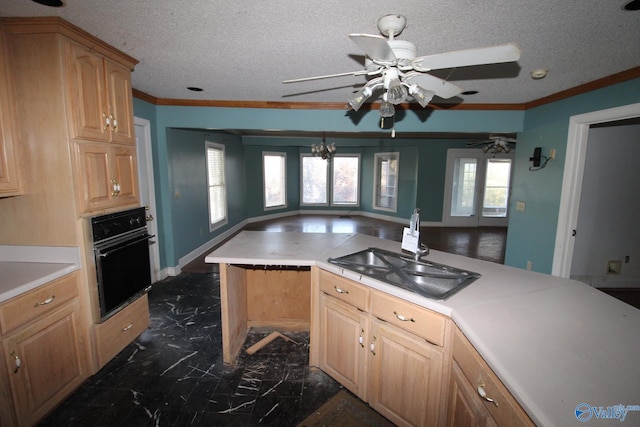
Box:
(311, 134, 336, 160)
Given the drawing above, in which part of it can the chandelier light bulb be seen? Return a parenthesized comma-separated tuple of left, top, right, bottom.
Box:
(386, 80, 408, 105)
(379, 100, 395, 118)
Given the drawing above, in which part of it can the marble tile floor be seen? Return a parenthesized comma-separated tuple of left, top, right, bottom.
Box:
(37, 271, 345, 427)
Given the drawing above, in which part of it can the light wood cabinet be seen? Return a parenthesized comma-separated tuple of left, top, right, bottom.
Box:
(0, 273, 88, 427)
(449, 326, 535, 427)
(318, 292, 369, 400)
(92, 294, 150, 370)
(368, 318, 444, 427)
(448, 362, 498, 427)
(0, 31, 23, 197)
(74, 142, 138, 212)
(66, 40, 135, 145)
(315, 268, 447, 427)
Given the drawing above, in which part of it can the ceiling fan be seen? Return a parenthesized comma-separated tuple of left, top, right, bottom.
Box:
(467, 135, 517, 155)
(283, 14, 521, 133)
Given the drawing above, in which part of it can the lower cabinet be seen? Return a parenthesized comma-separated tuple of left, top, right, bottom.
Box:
(449, 326, 535, 427)
(93, 294, 150, 369)
(316, 268, 446, 427)
(448, 362, 498, 427)
(0, 273, 88, 427)
(318, 292, 369, 400)
(368, 318, 444, 427)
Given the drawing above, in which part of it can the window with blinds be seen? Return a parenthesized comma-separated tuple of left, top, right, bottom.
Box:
(206, 142, 227, 230)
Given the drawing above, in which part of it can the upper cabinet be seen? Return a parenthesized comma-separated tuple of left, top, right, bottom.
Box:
(66, 40, 135, 145)
(0, 31, 24, 197)
(0, 17, 139, 215)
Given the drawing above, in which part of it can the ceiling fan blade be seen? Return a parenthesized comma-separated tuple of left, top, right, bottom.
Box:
(282, 69, 372, 83)
(349, 34, 396, 62)
(467, 140, 493, 146)
(412, 43, 521, 72)
(403, 72, 463, 99)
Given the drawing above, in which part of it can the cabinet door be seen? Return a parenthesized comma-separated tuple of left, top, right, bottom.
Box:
(0, 33, 23, 196)
(2, 301, 86, 427)
(448, 362, 497, 427)
(75, 142, 114, 211)
(75, 142, 139, 212)
(318, 293, 369, 400)
(112, 144, 139, 204)
(105, 59, 134, 145)
(369, 319, 444, 427)
(66, 41, 110, 142)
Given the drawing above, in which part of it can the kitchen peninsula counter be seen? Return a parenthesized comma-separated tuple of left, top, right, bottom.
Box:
(206, 231, 640, 426)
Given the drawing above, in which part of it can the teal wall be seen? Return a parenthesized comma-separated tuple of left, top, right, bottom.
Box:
(505, 78, 640, 273)
(132, 78, 640, 272)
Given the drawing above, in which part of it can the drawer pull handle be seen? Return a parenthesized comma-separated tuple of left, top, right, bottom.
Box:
(393, 311, 415, 322)
(122, 323, 134, 332)
(359, 329, 365, 348)
(11, 351, 21, 373)
(34, 295, 55, 307)
(370, 335, 376, 356)
(477, 385, 499, 407)
(334, 286, 349, 294)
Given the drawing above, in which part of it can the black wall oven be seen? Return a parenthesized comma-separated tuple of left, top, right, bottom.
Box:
(91, 207, 154, 321)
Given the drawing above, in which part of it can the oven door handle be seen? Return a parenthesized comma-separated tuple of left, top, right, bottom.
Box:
(96, 234, 155, 258)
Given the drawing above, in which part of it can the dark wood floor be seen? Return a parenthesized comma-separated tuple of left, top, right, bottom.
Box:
(184, 214, 507, 273)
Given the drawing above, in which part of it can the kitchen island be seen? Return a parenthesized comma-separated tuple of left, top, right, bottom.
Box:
(205, 230, 640, 427)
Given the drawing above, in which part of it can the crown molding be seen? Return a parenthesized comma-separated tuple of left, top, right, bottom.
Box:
(133, 66, 640, 111)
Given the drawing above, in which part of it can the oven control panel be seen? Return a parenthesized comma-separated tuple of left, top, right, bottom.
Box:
(91, 207, 147, 243)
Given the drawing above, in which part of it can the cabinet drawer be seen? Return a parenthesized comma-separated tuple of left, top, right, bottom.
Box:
(453, 327, 535, 427)
(93, 294, 149, 368)
(0, 272, 79, 335)
(319, 269, 369, 311)
(371, 291, 446, 346)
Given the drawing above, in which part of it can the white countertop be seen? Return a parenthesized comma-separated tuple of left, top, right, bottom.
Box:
(0, 246, 81, 303)
(206, 231, 640, 426)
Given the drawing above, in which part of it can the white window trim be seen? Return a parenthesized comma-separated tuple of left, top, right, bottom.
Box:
(263, 151, 287, 210)
(206, 141, 228, 232)
(373, 152, 399, 213)
(330, 153, 361, 207)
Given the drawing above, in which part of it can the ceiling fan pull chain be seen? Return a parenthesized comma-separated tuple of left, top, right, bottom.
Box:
(443, 67, 457, 84)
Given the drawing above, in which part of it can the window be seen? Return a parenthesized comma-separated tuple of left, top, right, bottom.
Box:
(332, 155, 360, 206)
(373, 152, 399, 211)
(301, 155, 328, 205)
(263, 152, 287, 209)
(206, 141, 227, 230)
(482, 158, 512, 218)
(301, 154, 360, 206)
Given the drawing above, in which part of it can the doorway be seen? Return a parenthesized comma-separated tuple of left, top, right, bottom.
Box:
(552, 102, 640, 277)
(134, 117, 162, 282)
(443, 148, 514, 227)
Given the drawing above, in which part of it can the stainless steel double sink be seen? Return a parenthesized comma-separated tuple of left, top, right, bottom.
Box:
(328, 247, 480, 300)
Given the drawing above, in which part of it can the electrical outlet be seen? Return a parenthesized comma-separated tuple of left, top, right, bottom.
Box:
(516, 201, 526, 212)
(606, 260, 622, 275)
(526, 260, 532, 270)
(549, 149, 556, 160)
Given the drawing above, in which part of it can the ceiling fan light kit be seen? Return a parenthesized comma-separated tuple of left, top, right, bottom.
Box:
(284, 14, 522, 136)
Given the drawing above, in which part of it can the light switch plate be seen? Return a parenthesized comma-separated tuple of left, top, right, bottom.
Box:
(516, 201, 526, 212)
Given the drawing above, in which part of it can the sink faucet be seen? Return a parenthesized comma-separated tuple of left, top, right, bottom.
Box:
(409, 208, 429, 260)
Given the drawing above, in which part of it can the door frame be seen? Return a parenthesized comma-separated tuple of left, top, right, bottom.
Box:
(552, 102, 640, 277)
(134, 117, 162, 282)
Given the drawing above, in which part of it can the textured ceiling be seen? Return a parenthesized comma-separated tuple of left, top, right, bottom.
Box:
(1, 0, 638, 107)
